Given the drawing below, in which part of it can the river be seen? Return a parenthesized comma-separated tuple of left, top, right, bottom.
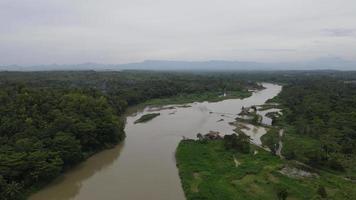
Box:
(29, 83, 281, 200)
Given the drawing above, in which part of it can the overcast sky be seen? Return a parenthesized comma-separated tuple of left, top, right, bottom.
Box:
(0, 0, 355, 65)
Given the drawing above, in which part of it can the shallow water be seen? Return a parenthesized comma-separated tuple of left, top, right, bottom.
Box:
(30, 83, 281, 200)
(258, 108, 281, 126)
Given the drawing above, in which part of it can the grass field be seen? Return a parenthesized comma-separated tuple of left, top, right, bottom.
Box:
(142, 90, 251, 106)
(176, 139, 356, 200)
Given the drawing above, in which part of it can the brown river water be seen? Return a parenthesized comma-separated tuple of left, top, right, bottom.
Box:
(29, 83, 281, 200)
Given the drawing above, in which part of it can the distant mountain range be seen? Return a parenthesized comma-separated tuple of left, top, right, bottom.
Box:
(1, 57, 356, 71)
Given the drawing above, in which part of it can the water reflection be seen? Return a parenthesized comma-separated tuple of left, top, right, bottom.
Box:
(29, 143, 124, 200)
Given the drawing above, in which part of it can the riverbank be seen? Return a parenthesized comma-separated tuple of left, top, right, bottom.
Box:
(27, 89, 253, 200)
(175, 81, 356, 199)
(29, 83, 281, 200)
(141, 90, 252, 106)
(176, 139, 356, 200)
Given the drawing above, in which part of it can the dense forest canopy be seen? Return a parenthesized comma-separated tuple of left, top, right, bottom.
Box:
(277, 78, 356, 175)
(175, 70, 356, 200)
(0, 71, 257, 199)
(1, 70, 356, 199)
(0, 71, 257, 112)
(0, 86, 124, 200)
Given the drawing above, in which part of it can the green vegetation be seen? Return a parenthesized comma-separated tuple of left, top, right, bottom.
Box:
(0, 70, 258, 199)
(236, 113, 263, 126)
(265, 112, 281, 125)
(134, 113, 160, 124)
(176, 139, 356, 200)
(176, 71, 356, 200)
(0, 86, 124, 200)
(261, 128, 280, 154)
(142, 90, 251, 106)
(258, 103, 280, 111)
(282, 131, 322, 160)
(223, 133, 251, 154)
(0, 71, 257, 109)
(276, 79, 356, 178)
(2, 70, 356, 199)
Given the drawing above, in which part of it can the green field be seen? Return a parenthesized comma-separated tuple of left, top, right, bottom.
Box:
(142, 90, 251, 106)
(176, 139, 356, 200)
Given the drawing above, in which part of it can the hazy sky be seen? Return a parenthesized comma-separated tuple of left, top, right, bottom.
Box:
(1, 0, 355, 65)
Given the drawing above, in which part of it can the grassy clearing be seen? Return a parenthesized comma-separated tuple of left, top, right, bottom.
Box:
(142, 90, 251, 106)
(261, 128, 280, 152)
(134, 113, 160, 124)
(176, 139, 356, 200)
(279, 126, 322, 162)
(279, 128, 356, 179)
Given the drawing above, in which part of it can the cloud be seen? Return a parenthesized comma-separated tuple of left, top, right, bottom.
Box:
(255, 49, 297, 52)
(322, 28, 356, 37)
(0, 0, 356, 66)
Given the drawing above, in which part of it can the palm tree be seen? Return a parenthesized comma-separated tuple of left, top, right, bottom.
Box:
(4, 181, 22, 200)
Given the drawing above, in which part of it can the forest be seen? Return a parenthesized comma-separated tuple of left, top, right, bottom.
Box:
(0, 70, 256, 200)
(276, 78, 356, 177)
(0, 85, 124, 200)
(176, 71, 356, 200)
(1, 70, 356, 199)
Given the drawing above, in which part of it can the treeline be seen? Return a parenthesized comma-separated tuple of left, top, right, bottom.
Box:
(0, 71, 256, 112)
(0, 71, 256, 199)
(278, 78, 356, 175)
(0, 86, 124, 199)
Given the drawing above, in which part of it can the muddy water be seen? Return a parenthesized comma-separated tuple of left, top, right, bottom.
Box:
(30, 83, 281, 200)
(258, 108, 281, 126)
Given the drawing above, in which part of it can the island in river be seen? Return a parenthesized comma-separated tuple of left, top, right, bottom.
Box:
(176, 80, 356, 200)
(0, 71, 260, 200)
(134, 113, 160, 124)
(29, 83, 281, 200)
(3, 71, 356, 200)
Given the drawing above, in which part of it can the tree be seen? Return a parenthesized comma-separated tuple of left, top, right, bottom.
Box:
(52, 132, 82, 165)
(263, 129, 279, 154)
(276, 187, 288, 200)
(3, 181, 23, 200)
(317, 185, 327, 198)
(223, 133, 250, 153)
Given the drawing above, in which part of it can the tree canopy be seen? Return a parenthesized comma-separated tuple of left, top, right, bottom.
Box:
(0, 70, 257, 199)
